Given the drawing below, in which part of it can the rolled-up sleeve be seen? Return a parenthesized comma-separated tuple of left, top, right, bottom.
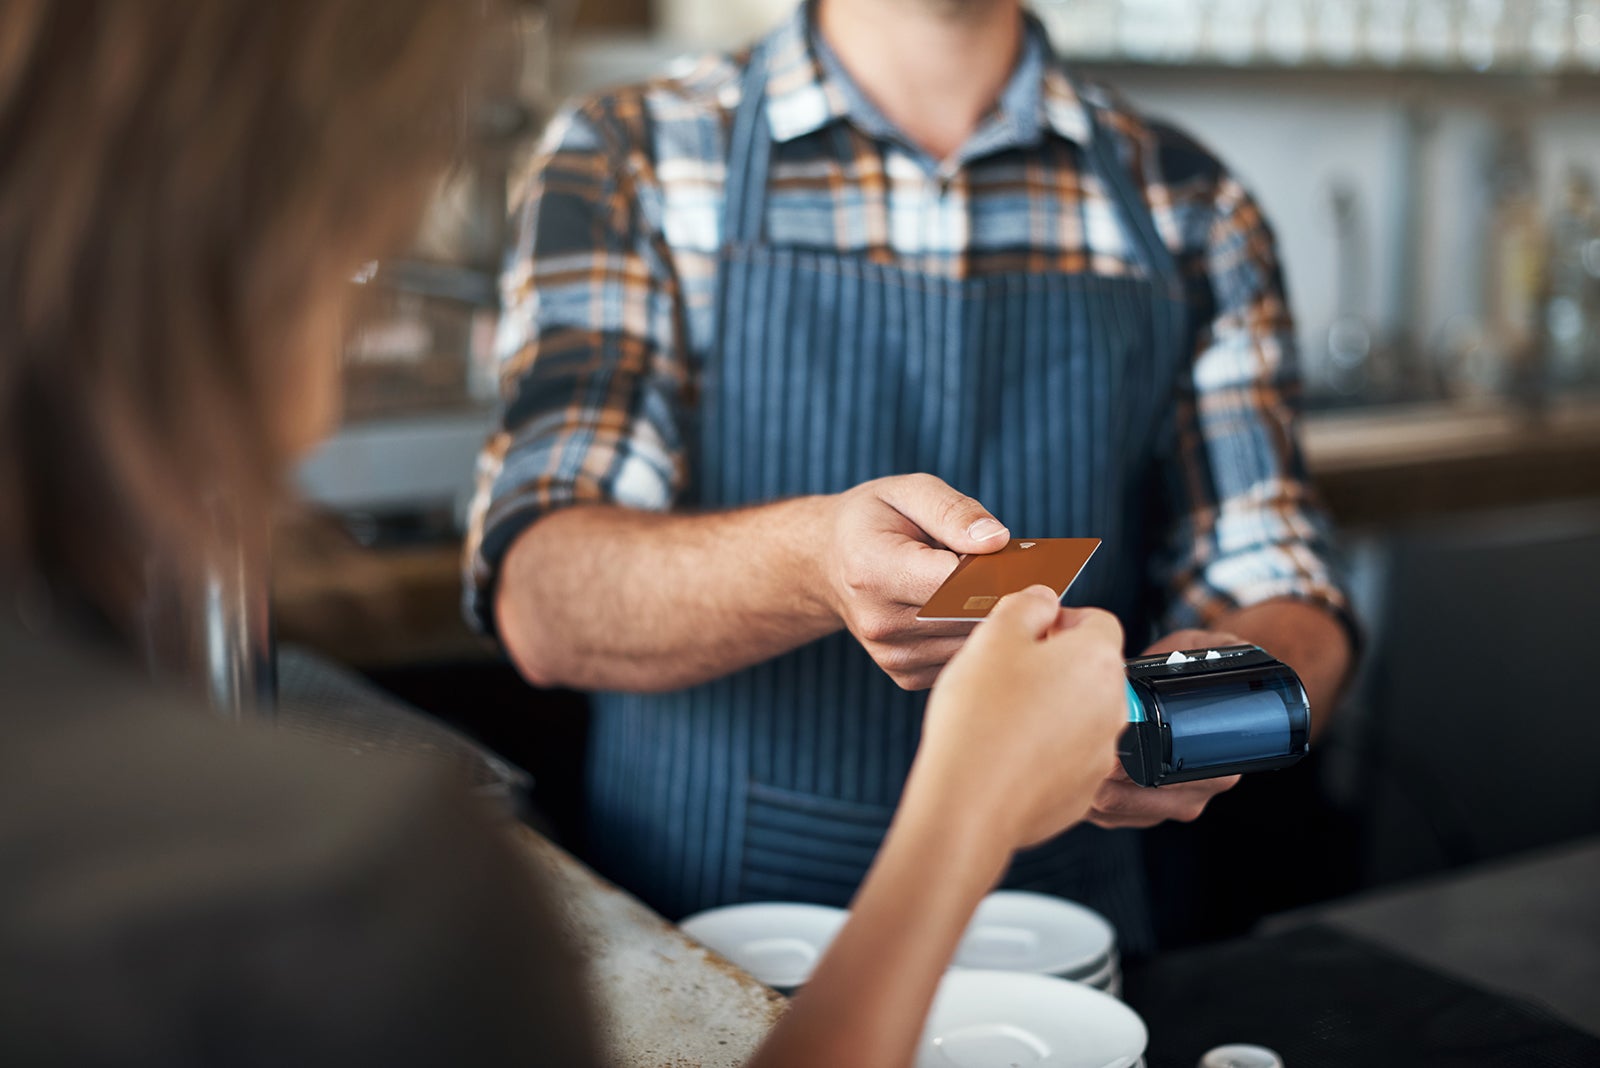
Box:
(1153, 174, 1355, 641)
(463, 99, 687, 634)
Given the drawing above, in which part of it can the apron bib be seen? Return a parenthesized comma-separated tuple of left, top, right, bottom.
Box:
(586, 44, 1189, 956)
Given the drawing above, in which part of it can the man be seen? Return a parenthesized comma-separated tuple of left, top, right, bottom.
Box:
(466, 0, 1354, 953)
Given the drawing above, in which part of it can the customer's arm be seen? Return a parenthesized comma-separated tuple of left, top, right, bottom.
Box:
(468, 101, 1007, 693)
(747, 590, 1129, 1068)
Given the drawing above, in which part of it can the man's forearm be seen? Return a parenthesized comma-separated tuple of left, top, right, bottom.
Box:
(1216, 597, 1352, 739)
(494, 499, 841, 692)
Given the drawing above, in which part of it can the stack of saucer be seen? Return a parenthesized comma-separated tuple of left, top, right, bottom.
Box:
(679, 902, 847, 992)
(952, 891, 1123, 997)
(917, 970, 1146, 1068)
(682, 894, 1147, 1067)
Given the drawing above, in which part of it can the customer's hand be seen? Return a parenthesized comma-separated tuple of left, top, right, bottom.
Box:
(820, 474, 1009, 690)
(911, 587, 1128, 850)
(1085, 628, 1243, 829)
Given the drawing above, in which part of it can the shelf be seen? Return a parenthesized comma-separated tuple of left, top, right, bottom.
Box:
(1304, 396, 1600, 527)
(1069, 57, 1600, 100)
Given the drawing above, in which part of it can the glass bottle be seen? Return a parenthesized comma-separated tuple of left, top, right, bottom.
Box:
(1542, 168, 1600, 388)
(1483, 131, 1548, 400)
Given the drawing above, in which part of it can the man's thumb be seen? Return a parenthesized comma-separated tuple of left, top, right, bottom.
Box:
(878, 474, 1009, 553)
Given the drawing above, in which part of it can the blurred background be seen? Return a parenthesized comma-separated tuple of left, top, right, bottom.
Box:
(277, 0, 1600, 945)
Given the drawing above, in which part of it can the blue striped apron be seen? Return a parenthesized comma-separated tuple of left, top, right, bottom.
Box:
(586, 44, 1190, 956)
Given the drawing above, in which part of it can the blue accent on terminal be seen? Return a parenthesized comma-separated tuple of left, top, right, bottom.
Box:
(1125, 680, 1147, 723)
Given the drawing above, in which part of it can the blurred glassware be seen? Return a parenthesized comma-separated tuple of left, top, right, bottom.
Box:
(1459, 0, 1508, 70)
(1314, 0, 1364, 64)
(1411, 0, 1459, 67)
(138, 498, 275, 725)
(343, 263, 500, 422)
(1575, 0, 1600, 67)
(339, 3, 550, 425)
(1119, 0, 1211, 62)
(1483, 128, 1547, 399)
(1542, 168, 1600, 388)
(1261, 0, 1312, 65)
(658, 0, 792, 48)
(1116, 0, 1172, 61)
(1036, 0, 1119, 58)
(1364, 0, 1414, 66)
(1206, 0, 1264, 64)
(1077, 0, 1125, 58)
(1322, 181, 1378, 400)
(1164, 0, 1208, 61)
(1527, 0, 1575, 69)
(1431, 315, 1496, 399)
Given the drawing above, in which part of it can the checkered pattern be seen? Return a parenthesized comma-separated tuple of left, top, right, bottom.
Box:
(465, 3, 1351, 639)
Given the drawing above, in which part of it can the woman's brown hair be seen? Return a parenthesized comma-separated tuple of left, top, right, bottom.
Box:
(0, 0, 486, 629)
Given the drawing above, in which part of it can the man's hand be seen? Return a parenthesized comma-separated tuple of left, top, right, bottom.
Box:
(819, 474, 1009, 690)
(1085, 628, 1243, 829)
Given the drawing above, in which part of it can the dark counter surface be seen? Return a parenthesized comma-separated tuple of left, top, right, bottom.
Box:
(278, 646, 1598, 1066)
(1127, 838, 1600, 1067)
(1125, 923, 1600, 1068)
(1265, 837, 1600, 1036)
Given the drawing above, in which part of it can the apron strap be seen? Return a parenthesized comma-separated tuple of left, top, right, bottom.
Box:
(1077, 93, 1187, 303)
(722, 42, 775, 248)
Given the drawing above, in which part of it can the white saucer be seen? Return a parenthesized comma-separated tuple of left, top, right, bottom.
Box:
(953, 891, 1117, 979)
(1073, 953, 1120, 992)
(918, 970, 1147, 1068)
(679, 902, 848, 988)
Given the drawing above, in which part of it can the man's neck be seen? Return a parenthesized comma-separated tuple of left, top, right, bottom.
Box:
(815, 0, 1024, 165)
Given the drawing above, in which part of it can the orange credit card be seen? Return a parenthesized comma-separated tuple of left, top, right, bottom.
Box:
(916, 537, 1101, 622)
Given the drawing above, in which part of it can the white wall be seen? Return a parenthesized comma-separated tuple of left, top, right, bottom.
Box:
(1115, 73, 1600, 392)
(1116, 78, 1410, 376)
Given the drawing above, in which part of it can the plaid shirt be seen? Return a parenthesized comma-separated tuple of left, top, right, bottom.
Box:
(465, 4, 1351, 639)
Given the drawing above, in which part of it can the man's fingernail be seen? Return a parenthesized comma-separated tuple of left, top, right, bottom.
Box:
(968, 518, 1006, 541)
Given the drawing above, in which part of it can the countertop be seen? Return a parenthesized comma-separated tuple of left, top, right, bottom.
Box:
(280, 647, 786, 1066)
(279, 646, 1598, 1066)
(1265, 837, 1600, 1036)
(517, 830, 786, 1068)
(1128, 840, 1600, 1066)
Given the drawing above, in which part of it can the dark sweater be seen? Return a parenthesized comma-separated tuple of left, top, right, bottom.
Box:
(0, 620, 598, 1067)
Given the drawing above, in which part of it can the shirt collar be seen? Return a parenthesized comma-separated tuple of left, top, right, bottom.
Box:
(758, 3, 1091, 151)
